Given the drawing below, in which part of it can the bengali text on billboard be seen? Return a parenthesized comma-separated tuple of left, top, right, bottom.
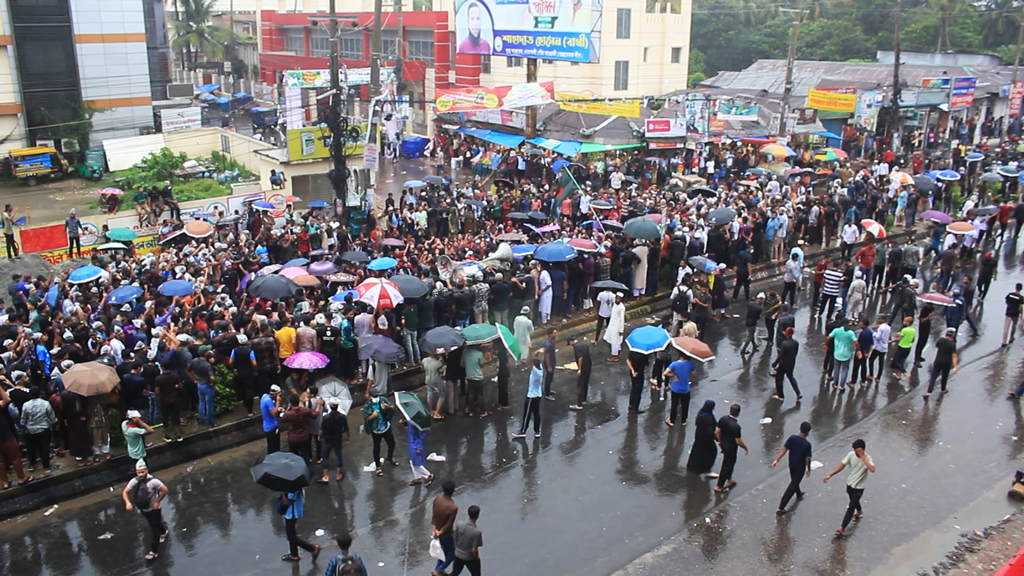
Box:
(435, 81, 555, 113)
(950, 77, 977, 110)
(557, 94, 641, 117)
(282, 68, 394, 89)
(715, 102, 759, 122)
(453, 0, 601, 63)
(1010, 82, 1024, 118)
(805, 89, 857, 113)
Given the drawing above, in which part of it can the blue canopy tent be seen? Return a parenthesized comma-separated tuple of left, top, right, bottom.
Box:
(401, 136, 430, 158)
(528, 137, 582, 157)
(456, 127, 525, 149)
(813, 129, 844, 149)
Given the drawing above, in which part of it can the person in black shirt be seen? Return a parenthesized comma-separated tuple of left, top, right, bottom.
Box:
(924, 328, 958, 398)
(715, 403, 748, 492)
(318, 400, 350, 482)
(772, 421, 812, 514)
(626, 349, 649, 413)
(732, 249, 752, 301)
(316, 322, 340, 375)
(772, 327, 801, 402)
(1003, 283, 1024, 347)
(452, 287, 472, 328)
(567, 335, 591, 410)
(489, 275, 511, 327)
(741, 294, 763, 354)
(418, 294, 436, 333)
(121, 363, 149, 414)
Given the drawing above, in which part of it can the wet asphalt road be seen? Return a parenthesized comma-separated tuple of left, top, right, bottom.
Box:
(5, 240, 1024, 576)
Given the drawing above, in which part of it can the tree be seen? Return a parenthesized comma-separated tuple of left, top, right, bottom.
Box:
(171, 0, 230, 72)
(980, 0, 1023, 48)
(929, 0, 972, 52)
(798, 19, 874, 61)
(689, 48, 707, 87)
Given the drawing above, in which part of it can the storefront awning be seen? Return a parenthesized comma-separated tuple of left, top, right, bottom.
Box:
(528, 137, 582, 157)
(579, 142, 642, 153)
(456, 127, 525, 149)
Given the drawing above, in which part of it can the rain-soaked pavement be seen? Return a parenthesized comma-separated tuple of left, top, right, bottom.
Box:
(5, 242, 1024, 576)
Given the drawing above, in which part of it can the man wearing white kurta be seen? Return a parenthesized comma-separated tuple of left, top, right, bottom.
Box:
(632, 242, 649, 297)
(603, 293, 626, 361)
(513, 306, 535, 369)
(538, 268, 553, 325)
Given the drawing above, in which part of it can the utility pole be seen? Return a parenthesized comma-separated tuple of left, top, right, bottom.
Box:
(327, 0, 349, 210)
(777, 0, 806, 138)
(890, 0, 902, 152)
(525, 58, 538, 138)
(369, 0, 383, 99)
(1001, 8, 1024, 144)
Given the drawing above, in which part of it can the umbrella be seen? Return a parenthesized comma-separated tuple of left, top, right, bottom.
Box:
(216, 214, 241, 225)
(159, 230, 186, 244)
(382, 238, 406, 247)
(404, 179, 427, 188)
(252, 201, 275, 211)
(62, 361, 119, 396)
(105, 228, 137, 242)
(745, 167, 769, 176)
(158, 279, 196, 296)
(183, 220, 214, 238)
(997, 166, 1020, 178)
(934, 169, 961, 181)
(920, 210, 952, 224)
(917, 293, 956, 307)
(524, 147, 544, 155)
(623, 217, 661, 240)
(735, 179, 760, 189)
(291, 274, 321, 287)
(860, 219, 886, 238)
(622, 175, 640, 185)
(341, 251, 370, 263)
(325, 273, 357, 284)
(307, 261, 338, 276)
(671, 336, 716, 362)
(45, 284, 58, 308)
(308, 200, 330, 208)
(507, 212, 531, 220)
(107, 285, 143, 305)
(706, 207, 737, 226)
(247, 275, 301, 300)
(567, 238, 600, 252)
(317, 376, 353, 414)
(965, 152, 985, 162)
(601, 220, 624, 230)
(688, 186, 719, 199)
(511, 244, 536, 257)
(890, 171, 913, 185)
(645, 214, 663, 224)
(423, 175, 445, 185)
(496, 324, 522, 360)
(284, 195, 302, 203)
(390, 274, 429, 298)
(465, 199, 486, 208)
(394, 391, 431, 431)
(591, 280, 629, 291)
(283, 258, 310, 267)
(590, 200, 614, 209)
(534, 223, 560, 233)
(625, 325, 670, 354)
(419, 326, 466, 355)
(912, 175, 935, 194)
(358, 334, 406, 362)
(250, 452, 313, 493)
(947, 221, 976, 235)
(367, 257, 398, 271)
(534, 242, 578, 262)
(68, 265, 104, 284)
(463, 323, 499, 345)
(759, 143, 797, 157)
(256, 264, 283, 277)
(687, 255, 719, 273)
(528, 210, 549, 220)
(331, 288, 360, 302)
(309, 249, 330, 257)
(813, 147, 848, 161)
(980, 172, 1004, 182)
(356, 278, 404, 309)
(191, 211, 216, 220)
(278, 266, 308, 279)
(496, 232, 527, 242)
(95, 242, 128, 251)
(96, 187, 123, 195)
(283, 350, 330, 370)
(974, 205, 999, 217)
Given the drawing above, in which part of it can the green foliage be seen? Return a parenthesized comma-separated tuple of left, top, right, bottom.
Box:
(108, 407, 126, 448)
(172, 0, 231, 69)
(990, 44, 1019, 64)
(205, 150, 254, 178)
(798, 19, 874, 61)
(213, 364, 238, 416)
(688, 48, 708, 87)
(174, 179, 232, 201)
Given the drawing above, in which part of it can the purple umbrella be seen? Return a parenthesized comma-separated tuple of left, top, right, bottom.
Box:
(307, 261, 339, 277)
(920, 210, 952, 224)
(257, 264, 283, 277)
(240, 272, 254, 291)
(601, 220, 624, 229)
(283, 351, 330, 370)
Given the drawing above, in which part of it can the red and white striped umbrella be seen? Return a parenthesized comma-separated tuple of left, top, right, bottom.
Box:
(356, 278, 404, 309)
(860, 219, 886, 238)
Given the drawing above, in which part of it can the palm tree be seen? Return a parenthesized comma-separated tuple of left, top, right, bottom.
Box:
(930, 0, 971, 52)
(171, 0, 230, 72)
(980, 0, 1023, 49)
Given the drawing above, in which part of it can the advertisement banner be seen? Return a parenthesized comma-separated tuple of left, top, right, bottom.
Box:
(460, 109, 527, 129)
(363, 143, 379, 171)
(647, 141, 687, 149)
(708, 115, 727, 134)
(854, 90, 883, 131)
(921, 77, 952, 89)
(683, 98, 709, 137)
(434, 81, 555, 112)
(282, 68, 394, 89)
(557, 94, 641, 117)
(715, 102, 759, 121)
(644, 118, 685, 138)
(950, 77, 977, 110)
(453, 0, 601, 63)
(806, 89, 857, 113)
(287, 126, 366, 162)
(1011, 82, 1024, 117)
(159, 107, 203, 132)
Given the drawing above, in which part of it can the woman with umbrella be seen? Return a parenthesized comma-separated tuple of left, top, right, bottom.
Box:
(362, 392, 398, 477)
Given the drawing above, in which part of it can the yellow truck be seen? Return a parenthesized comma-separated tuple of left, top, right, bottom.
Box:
(8, 146, 71, 186)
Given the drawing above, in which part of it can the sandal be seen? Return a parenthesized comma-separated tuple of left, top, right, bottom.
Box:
(408, 480, 423, 486)
(1, 482, 9, 490)
(316, 478, 329, 484)
(18, 476, 34, 486)
(426, 474, 435, 487)
(375, 468, 384, 477)
(834, 529, 845, 538)
(145, 552, 159, 561)
(312, 545, 321, 563)
(389, 459, 400, 466)
(281, 555, 300, 562)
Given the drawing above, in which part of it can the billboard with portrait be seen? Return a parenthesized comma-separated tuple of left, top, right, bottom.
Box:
(454, 0, 602, 64)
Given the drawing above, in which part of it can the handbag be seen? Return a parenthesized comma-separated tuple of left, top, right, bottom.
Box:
(428, 538, 445, 561)
(274, 494, 290, 516)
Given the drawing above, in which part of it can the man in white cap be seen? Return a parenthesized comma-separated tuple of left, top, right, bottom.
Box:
(65, 208, 86, 259)
(261, 384, 285, 454)
(123, 409, 155, 461)
(122, 459, 169, 561)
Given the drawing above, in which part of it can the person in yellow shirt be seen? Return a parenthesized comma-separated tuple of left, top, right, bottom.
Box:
(275, 320, 297, 361)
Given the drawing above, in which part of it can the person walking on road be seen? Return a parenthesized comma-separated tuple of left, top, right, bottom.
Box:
(318, 400, 349, 482)
(824, 438, 876, 538)
(825, 318, 856, 392)
(1002, 283, 1023, 347)
(568, 334, 592, 410)
(261, 385, 284, 454)
(772, 421, 813, 515)
(914, 302, 935, 367)
(513, 306, 534, 371)
(542, 328, 557, 401)
(122, 459, 169, 561)
(431, 480, 459, 576)
(451, 505, 484, 576)
(362, 394, 398, 476)
(663, 355, 695, 427)
(890, 316, 916, 379)
(714, 403, 749, 493)
(772, 327, 801, 402)
(740, 293, 764, 354)
(924, 327, 959, 398)
(405, 418, 434, 487)
(603, 293, 626, 361)
(278, 487, 321, 562)
(627, 346, 650, 413)
(686, 400, 719, 478)
(512, 351, 545, 438)
(323, 533, 368, 576)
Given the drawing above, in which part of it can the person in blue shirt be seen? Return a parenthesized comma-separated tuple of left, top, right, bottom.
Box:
(663, 357, 696, 427)
(279, 488, 320, 562)
(511, 352, 545, 439)
(771, 421, 813, 515)
(323, 533, 368, 576)
(260, 385, 283, 454)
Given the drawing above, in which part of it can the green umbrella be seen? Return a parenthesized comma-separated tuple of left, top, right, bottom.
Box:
(106, 227, 137, 242)
(463, 323, 499, 345)
(394, 391, 431, 431)
(623, 217, 661, 240)
(496, 323, 522, 360)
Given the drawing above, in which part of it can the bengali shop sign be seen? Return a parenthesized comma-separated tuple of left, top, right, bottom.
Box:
(434, 81, 555, 112)
(453, 0, 601, 63)
(282, 68, 394, 88)
(1011, 81, 1024, 117)
(950, 77, 977, 110)
(805, 89, 857, 113)
(557, 94, 641, 117)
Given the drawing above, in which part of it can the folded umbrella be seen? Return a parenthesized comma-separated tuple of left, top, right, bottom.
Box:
(62, 361, 119, 396)
(283, 350, 330, 370)
(358, 334, 406, 362)
(367, 257, 398, 271)
(394, 391, 431, 431)
(158, 279, 196, 297)
(251, 452, 313, 492)
(625, 325, 670, 354)
(463, 323, 499, 345)
(623, 217, 661, 240)
(860, 219, 886, 238)
(317, 376, 353, 414)
(419, 326, 467, 355)
(671, 336, 716, 362)
(68, 265, 104, 284)
(107, 285, 143, 305)
(341, 251, 371, 263)
(390, 274, 429, 298)
(248, 275, 301, 300)
(357, 278, 404, 309)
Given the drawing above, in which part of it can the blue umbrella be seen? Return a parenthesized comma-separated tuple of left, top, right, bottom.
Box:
(404, 180, 427, 188)
(367, 257, 398, 271)
(331, 289, 360, 302)
(253, 201, 275, 211)
(158, 279, 197, 297)
(68, 265, 104, 284)
(934, 169, 960, 181)
(625, 325, 671, 354)
(308, 200, 330, 208)
(283, 258, 309, 267)
(45, 285, 59, 308)
(107, 285, 143, 305)
(965, 152, 985, 162)
(533, 242, 578, 262)
(511, 244, 536, 257)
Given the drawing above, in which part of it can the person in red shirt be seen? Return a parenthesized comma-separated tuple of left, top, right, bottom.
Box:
(296, 229, 311, 256)
(813, 256, 831, 312)
(999, 203, 1014, 242)
(854, 243, 876, 284)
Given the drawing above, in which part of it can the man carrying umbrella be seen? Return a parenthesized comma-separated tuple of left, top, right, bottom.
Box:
(122, 459, 169, 561)
(362, 393, 398, 476)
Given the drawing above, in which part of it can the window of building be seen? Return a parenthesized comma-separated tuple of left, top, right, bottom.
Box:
(481, 54, 491, 73)
(616, 8, 630, 39)
(339, 35, 362, 60)
(671, 47, 682, 63)
(310, 28, 331, 58)
(614, 60, 629, 91)
(643, 47, 649, 63)
(381, 31, 399, 59)
(221, 134, 231, 154)
(507, 56, 523, 67)
(407, 30, 434, 65)
(412, 0, 431, 9)
(646, 0, 681, 13)
(284, 28, 304, 55)
(542, 59, 553, 64)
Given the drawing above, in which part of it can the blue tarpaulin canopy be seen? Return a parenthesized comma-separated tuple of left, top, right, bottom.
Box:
(196, 83, 219, 93)
(528, 137, 582, 157)
(813, 130, 843, 140)
(456, 127, 525, 149)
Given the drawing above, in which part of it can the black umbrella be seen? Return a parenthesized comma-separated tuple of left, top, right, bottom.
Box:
(688, 186, 718, 199)
(974, 205, 999, 216)
(465, 199, 486, 208)
(507, 212, 530, 220)
(494, 178, 514, 187)
(247, 275, 301, 300)
(590, 280, 629, 291)
(912, 175, 936, 194)
(341, 251, 371, 263)
(528, 211, 549, 220)
(419, 326, 467, 354)
(423, 175, 445, 185)
(390, 274, 429, 298)
(358, 334, 406, 362)
(707, 207, 737, 226)
(590, 200, 614, 209)
(623, 175, 640, 184)
(251, 452, 313, 492)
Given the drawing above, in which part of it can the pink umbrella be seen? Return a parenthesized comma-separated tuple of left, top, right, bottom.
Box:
(536, 224, 561, 233)
(96, 187, 124, 195)
(283, 351, 330, 370)
(917, 293, 955, 307)
(860, 219, 886, 238)
(382, 238, 406, 247)
(568, 238, 600, 252)
(356, 278, 404, 309)
(278, 266, 307, 279)
(645, 214, 663, 223)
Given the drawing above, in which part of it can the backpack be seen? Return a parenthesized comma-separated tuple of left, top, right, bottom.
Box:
(131, 477, 152, 510)
(274, 494, 291, 515)
(671, 287, 691, 315)
(332, 555, 361, 575)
